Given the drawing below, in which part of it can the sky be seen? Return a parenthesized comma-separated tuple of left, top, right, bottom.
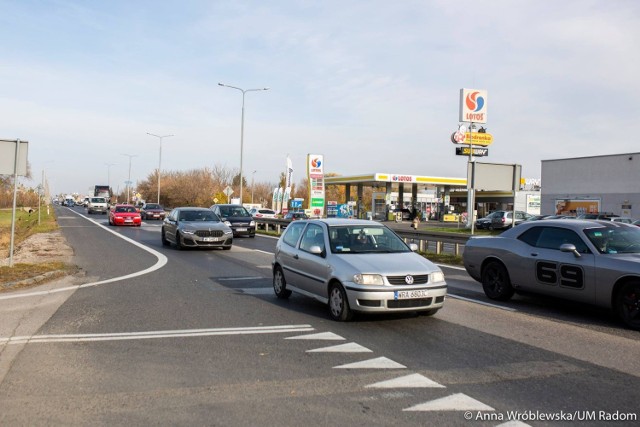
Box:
(2, 0, 639, 197)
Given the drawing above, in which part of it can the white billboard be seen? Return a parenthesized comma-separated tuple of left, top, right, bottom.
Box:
(459, 88, 488, 124)
(0, 139, 29, 175)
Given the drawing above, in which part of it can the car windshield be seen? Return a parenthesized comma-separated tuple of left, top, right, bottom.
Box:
(116, 206, 137, 213)
(180, 211, 220, 222)
(145, 204, 161, 210)
(584, 225, 640, 254)
(328, 225, 410, 254)
(220, 206, 251, 217)
(91, 198, 105, 203)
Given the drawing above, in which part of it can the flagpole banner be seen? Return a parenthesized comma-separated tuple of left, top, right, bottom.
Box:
(307, 154, 325, 217)
(272, 187, 279, 210)
(282, 187, 291, 215)
(276, 187, 284, 214)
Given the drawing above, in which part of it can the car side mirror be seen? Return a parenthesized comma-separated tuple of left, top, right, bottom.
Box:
(560, 243, 581, 257)
(309, 245, 325, 257)
(408, 243, 419, 252)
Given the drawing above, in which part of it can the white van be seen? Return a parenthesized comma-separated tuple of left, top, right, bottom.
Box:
(87, 197, 108, 214)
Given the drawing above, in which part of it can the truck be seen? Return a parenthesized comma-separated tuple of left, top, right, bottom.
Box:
(94, 185, 111, 204)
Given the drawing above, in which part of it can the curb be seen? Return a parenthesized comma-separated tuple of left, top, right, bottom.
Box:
(1, 270, 69, 290)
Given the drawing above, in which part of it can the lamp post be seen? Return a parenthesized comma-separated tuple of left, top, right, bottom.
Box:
(121, 154, 138, 204)
(218, 83, 269, 204)
(251, 170, 257, 204)
(147, 133, 174, 204)
(105, 163, 115, 190)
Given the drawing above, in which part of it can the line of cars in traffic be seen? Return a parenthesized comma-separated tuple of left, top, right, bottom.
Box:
(476, 210, 639, 230)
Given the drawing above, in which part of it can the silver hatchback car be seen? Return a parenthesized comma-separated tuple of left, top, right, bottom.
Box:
(272, 218, 447, 321)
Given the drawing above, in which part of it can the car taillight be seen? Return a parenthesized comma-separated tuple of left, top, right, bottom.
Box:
(501, 218, 505, 223)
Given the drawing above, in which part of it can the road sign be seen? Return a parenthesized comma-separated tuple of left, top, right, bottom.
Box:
(456, 147, 489, 157)
(223, 186, 234, 197)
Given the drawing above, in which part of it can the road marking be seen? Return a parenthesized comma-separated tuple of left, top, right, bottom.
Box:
(436, 264, 466, 271)
(307, 343, 372, 353)
(334, 357, 406, 369)
(217, 277, 264, 281)
(365, 373, 445, 389)
(447, 294, 517, 311)
(496, 422, 532, 427)
(256, 265, 272, 269)
(285, 332, 345, 340)
(403, 393, 494, 411)
(0, 209, 168, 301)
(254, 250, 274, 255)
(240, 288, 273, 295)
(0, 324, 315, 345)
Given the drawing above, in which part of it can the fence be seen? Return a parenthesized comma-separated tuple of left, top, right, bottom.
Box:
(253, 219, 470, 255)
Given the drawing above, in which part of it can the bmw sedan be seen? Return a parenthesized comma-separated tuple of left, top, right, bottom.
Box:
(161, 207, 233, 250)
(272, 218, 447, 321)
(463, 219, 640, 330)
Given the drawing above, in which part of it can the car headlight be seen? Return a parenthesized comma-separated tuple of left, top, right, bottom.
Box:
(430, 271, 445, 283)
(224, 221, 232, 227)
(250, 220, 255, 226)
(353, 274, 384, 285)
(182, 228, 196, 235)
(224, 229, 232, 235)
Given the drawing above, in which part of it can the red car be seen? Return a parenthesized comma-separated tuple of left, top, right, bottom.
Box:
(109, 204, 142, 226)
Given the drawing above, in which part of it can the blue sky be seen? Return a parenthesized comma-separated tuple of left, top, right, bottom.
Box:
(2, 0, 639, 197)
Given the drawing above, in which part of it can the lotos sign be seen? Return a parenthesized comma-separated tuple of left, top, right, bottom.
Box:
(459, 88, 488, 123)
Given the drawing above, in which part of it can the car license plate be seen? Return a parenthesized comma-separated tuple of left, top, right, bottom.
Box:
(153, 214, 159, 217)
(125, 219, 133, 222)
(236, 228, 247, 232)
(203, 237, 219, 242)
(394, 290, 429, 300)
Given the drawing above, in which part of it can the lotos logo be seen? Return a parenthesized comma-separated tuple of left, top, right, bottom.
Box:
(465, 91, 485, 112)
(311, 158, 322, 168)
(392, 175, 412, 182)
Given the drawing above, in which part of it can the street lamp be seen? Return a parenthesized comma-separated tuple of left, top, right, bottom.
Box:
(147, 133, 174, 204)
(218, 82, 269, 204)
(251, 170, 257, 204)
(105, 163, 115, 189)
(121, 154, 138, 204)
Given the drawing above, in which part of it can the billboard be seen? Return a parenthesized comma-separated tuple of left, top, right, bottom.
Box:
(555, 199, 600, 216)
(459, 88, 488, 123)
(0, 139, 29, 175)
(307, 154, 325, 216)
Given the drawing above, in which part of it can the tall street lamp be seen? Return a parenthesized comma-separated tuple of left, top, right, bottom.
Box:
(251, 170, 257, 204)
(218, 83, 269, 204)
(121, 154, 138, 204)
(147, 133, 174, 204)
(105, 163, 115, 190)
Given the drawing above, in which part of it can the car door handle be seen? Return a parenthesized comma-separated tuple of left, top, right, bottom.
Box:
(293, 254, 299, 259)
(530, 252, 538, 257)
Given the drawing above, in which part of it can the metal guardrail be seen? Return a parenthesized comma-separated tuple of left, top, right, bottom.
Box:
(254, 218, 470, 255)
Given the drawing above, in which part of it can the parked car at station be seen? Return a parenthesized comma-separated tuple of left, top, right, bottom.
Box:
(463, 219, 640, 330)
(108, 204, 142, 227)
(140, 203, 166, 220)
(272, 218, 447, 321)
(475, 211, 501, 229)
(161, 207, 233, 250)
(210, 204, 256, 237)
(283, 212, 309, 221)
(249, 208, 277, 218)
(489, 210, 534, 230)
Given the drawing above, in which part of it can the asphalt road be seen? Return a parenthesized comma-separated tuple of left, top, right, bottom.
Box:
(0, 205, 638, 426)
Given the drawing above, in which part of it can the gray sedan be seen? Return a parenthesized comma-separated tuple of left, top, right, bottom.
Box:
(161, 207, 233, 250)
(272, 218, 447, 321)
(463, 219, 640, 330)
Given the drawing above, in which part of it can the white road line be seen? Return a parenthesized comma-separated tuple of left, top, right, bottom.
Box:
(254, 249, 274, 255)
(403, 392, 495, 412)
(365, 373, 445, 389)
(218, 277, 264, 281)
(285, 332, 345, 340)
(0, 324, 314, 345)
(334, 357, 406, 369)
(0, 210, 168, 301)
(307, 343, 372, 353)
(447, 294, 517, 311)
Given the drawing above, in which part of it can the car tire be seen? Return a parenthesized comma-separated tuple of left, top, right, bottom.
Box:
(273, 266, 292, 299)
(615, 281, 640, 330)
(329, 283, 353, 321)
(161, 228, 169, 246)
(175, 232, 183, 250)
(481, 261, 515, 301)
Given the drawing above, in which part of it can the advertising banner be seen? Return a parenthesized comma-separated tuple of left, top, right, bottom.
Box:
(307, 154, 325, 216)
(555, 199, 600, 216)
(459, 88, 488, 123)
